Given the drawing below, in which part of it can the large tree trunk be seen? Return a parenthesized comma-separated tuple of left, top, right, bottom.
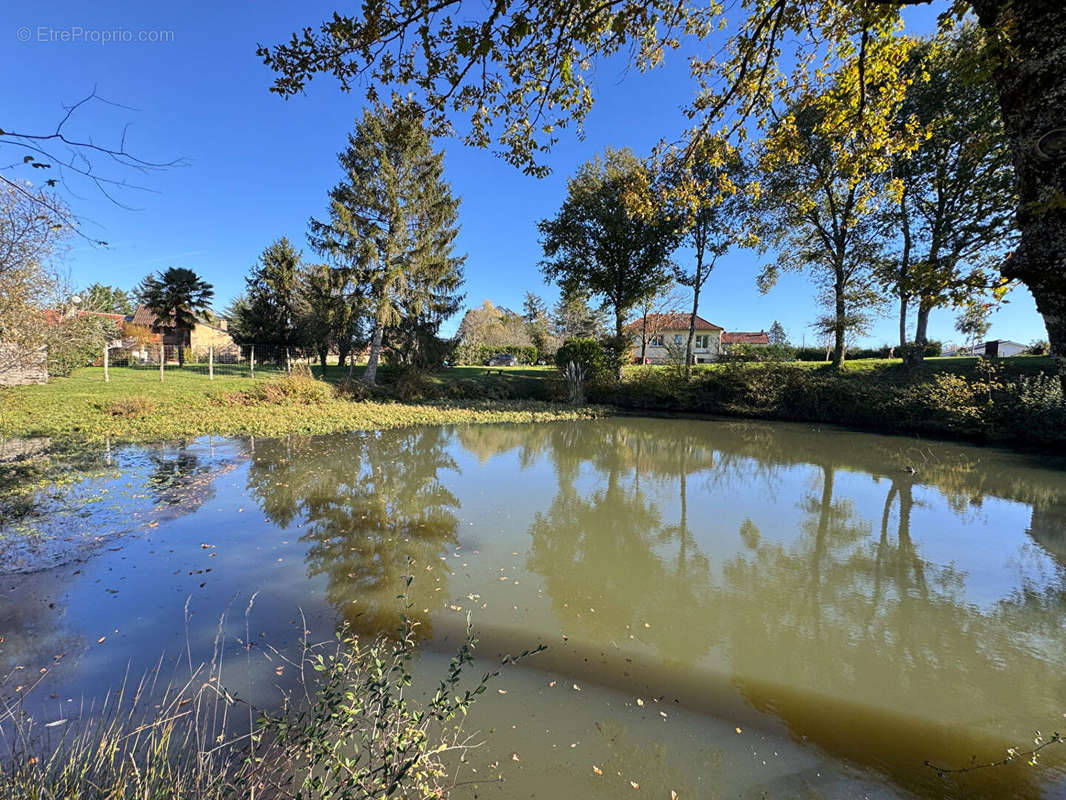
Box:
(898, 296, 909, 351)
(685, 288, 699, 378)
(906, 298, 933, 367)
(364, 319, 384, 386)
(613, 308, 626, 380)
(897, 186, 912, 351)
(972, 0, 1066, 372)
(318, 346, 328, 373)
(831, 275, 846, 369)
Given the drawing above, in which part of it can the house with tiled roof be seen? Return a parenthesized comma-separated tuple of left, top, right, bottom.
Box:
(626, 315, 774, 364)
(625, 313, 726, 364)
(127, 305, 237, 362)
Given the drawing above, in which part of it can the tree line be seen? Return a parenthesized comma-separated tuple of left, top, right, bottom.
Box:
(530, 23, 1018, 375)
(259, 0, 1065, 376)
(225, 99, 465, 385)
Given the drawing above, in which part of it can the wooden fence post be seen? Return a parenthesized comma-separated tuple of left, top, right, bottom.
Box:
(208, 346, 214, 380)
(103, 345, 109, 383)
(159, 344, 165, 382)
(250, 345, 255, 379)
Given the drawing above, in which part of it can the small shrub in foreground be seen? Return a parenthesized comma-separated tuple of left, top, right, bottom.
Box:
(98, 395, 156, 417)
(220, 370, 335, 406)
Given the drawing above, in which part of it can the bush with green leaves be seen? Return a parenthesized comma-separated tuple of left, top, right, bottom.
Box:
(721, 343, 797, 363)
(46, 315, 119, 378)
(554, 338, 606, 379)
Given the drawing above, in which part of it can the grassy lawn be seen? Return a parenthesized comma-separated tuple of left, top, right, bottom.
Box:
(0, 366, 598, 443)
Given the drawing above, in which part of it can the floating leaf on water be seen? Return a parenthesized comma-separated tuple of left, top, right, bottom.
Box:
(44, 719, 67, 728)
(592, 765, 603, 775)
(630, 780, 640, 789)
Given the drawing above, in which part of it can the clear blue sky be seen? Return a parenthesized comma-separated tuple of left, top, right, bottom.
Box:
(1, 1, 1047, 348)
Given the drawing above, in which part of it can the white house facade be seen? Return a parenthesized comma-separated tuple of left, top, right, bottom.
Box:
(628, 314, 725, 364)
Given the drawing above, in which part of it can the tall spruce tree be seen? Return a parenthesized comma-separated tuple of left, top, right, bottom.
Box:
(309, 99, 465, 385)
(231, 237, 305, 350)
(385, 156, 465, 368)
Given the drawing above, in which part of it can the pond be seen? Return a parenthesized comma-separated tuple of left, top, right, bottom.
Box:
(3, 417, 1066, 798)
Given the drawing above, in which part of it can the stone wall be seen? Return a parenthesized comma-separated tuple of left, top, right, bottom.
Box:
(0, 343, 48, 386)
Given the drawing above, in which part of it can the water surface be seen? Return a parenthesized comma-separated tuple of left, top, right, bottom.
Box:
(3, 418, 1066, 798)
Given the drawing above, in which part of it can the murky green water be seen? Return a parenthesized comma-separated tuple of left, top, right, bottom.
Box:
(3, 418, 1066, 798)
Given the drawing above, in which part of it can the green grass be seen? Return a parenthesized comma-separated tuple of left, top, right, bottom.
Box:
(0, 366, 601, 443)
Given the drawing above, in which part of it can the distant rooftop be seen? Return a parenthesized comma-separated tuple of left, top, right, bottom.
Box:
(722, 331, 770, 345)
(625, 313, 724, 332)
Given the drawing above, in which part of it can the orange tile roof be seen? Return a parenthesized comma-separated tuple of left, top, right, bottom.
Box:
(722, 331, 770, 345)
(624, 313, 724, 332)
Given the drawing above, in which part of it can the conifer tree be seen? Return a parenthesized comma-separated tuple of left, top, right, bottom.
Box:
(309, 99, 465, 384)
(231, 237, 305, 350)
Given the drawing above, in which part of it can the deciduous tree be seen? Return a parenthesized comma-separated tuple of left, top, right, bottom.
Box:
(658, 139, 749, 375)
(754, 38, 914, 368)
(955, 303, 992, 355)
(883, 25, 1016, 364)
(539, 147, 678, 374)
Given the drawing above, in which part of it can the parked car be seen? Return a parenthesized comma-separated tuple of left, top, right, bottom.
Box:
(485, 353, 518, 367)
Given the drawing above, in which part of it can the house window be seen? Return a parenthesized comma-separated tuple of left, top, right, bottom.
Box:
(650, 335, 664, 347)
(694, 334, 709, 349)
(673, 334, 683, 345)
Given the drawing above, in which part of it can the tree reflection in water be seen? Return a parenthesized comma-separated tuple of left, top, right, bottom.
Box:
(468, 418, 1066, 798)
(246, 429, 461, 638)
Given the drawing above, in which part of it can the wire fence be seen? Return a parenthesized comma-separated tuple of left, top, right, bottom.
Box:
(100, 343, 327, 382)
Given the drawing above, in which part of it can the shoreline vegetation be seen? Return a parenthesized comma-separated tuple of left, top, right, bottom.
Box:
(0, 365, 602, 443)
(1, 355, 1062, 451)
